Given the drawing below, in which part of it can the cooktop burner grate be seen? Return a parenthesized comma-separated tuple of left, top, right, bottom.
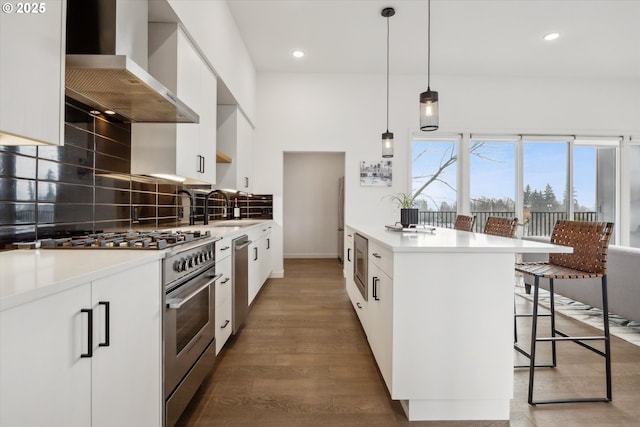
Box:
(38, 230, 211, 250)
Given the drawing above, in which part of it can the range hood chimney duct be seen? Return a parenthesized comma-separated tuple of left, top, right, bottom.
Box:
(65, 0, 198, 123)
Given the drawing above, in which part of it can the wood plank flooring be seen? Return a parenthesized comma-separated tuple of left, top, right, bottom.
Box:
(176, 258, 640, 427)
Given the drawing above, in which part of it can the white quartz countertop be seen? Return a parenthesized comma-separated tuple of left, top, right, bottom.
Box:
(0, 249, 165, 311)
(349, 224, 573, 254)
(0, 219, 273, 311)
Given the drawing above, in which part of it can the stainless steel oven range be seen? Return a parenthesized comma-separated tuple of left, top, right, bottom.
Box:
(163, 237, 222, 427)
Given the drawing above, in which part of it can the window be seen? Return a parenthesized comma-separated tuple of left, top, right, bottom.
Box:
(573, 139, 617, 228)
(412, 137, 459, 227)
(410, 133, 622, 241)
(522, 139, 569, 236)
(469, 139, 516, 232)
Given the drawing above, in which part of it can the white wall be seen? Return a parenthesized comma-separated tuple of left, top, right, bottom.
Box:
(252, 71, 640, 276)
(283, 152, 344, 258)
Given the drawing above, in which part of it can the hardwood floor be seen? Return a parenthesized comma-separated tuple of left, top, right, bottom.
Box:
(176, 258, 640, 427)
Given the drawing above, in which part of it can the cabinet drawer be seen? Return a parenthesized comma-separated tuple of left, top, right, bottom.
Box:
(216, 238, 232, 261)
(369, 240, 393, 277)
(215, 282, 232, 354)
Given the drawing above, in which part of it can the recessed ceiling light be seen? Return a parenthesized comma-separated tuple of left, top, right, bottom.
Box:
(291, 50, 305, 58)
(89, 110, 101, 115)
(104, 110, 116, 115)
(544, 32, 560, 41)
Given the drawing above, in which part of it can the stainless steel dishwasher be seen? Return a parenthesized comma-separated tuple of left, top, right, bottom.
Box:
(232, 235, 251, 334)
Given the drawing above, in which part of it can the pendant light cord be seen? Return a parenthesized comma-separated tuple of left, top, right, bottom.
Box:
(427, 0, 431, 89)
(386, 14, 390, 132)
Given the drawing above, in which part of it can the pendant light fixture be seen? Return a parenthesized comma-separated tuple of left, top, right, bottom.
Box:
(420, 0, 439, 131)
(381, 7, 395, 158)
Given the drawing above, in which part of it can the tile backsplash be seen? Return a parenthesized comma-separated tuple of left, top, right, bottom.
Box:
(0, 98, 271, 249)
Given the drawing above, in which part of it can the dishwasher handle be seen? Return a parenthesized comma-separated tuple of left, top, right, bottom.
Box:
(234, 240, 252, 251)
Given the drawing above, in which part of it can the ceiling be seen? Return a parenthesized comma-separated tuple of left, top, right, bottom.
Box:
(226, 0, 640, 79)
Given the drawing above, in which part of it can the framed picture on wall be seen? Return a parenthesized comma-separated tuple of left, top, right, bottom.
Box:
(360, 160, 392, 187)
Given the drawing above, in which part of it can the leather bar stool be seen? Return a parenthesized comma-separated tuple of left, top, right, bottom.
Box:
(514, 220, 614, 405)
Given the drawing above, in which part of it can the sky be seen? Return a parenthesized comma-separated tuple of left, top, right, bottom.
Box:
(412, 140, 597, 211)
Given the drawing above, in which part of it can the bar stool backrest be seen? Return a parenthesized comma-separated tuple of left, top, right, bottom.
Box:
(484, 216, 518, 238)
(549, 220, 614, 275)
(454, 214, 475, 232)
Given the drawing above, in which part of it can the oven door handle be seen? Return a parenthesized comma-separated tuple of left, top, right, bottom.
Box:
(166, 274, 222, 309)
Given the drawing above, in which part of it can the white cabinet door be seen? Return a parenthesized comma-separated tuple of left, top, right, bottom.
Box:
(215, 255, 233, 354)
(91, 262, 162, 427)
(367, 263, 393, 389)
(174, 26, 203, 183)
(344, 229, 354, 281)
(132, 24, 216, 185)
(0, 0, 65, 145)
(236, 111, 254, 191)
(215, 105, 253, 191)
(248, 236, 263, 305)
(260, 228, 272, 285)
(0, 284, 92, 427)
(198, 62, 218, 184)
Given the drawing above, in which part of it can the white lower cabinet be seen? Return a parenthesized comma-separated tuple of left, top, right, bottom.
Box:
(343, 232, 393, 389)
(0, 261, 162, 427)
(248, 223, 273, 305)
(215, 254, 233, 354)
(1, 283, 92, 427)
(367, 262, 393, 388)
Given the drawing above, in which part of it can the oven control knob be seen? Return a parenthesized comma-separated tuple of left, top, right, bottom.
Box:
(188, 257, 195, 268)
(208, 250, 214, 260)
(173, 260, 181, 272)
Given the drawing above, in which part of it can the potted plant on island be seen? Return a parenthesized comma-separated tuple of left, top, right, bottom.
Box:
(388, 192, 419, 228)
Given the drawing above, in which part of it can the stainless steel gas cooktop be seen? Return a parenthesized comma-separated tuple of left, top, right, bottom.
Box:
(37, 230, 211, 250)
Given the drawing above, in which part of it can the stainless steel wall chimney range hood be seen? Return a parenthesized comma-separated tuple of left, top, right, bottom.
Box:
(65, 0, 198, 124)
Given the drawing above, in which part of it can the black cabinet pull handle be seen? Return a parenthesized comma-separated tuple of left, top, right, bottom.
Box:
(356, 302, 362, 309)
(221, 320, 230, 329)
(372, 253, 381, 259)
(81, 308, 93, 358)
(98, 301, 110, 347)
(202, 156, 205, 173)
(372, 277, 380, 301)
(267, 238, 270, 250)
(244, 177, 249, 188)
(254, 247, 258, 261)
(347, 248, 351, 262)
(221, 277, 230, 284)
(221, 246, 230, 251)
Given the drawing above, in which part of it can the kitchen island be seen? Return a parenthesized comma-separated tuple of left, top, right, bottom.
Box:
(344, 224, 571, 422)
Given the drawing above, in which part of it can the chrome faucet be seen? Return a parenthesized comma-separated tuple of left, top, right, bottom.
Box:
(177, 189, 195, 225)
(204, 189, 230, 225)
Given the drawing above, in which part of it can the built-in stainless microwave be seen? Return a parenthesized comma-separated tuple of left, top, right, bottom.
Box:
(353, 233, 368, 300)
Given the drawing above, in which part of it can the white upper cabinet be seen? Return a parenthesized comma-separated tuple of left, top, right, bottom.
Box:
(0, 0, 66, 146)
(131, 23, 216, 185)
(216, 105, 253, 191)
